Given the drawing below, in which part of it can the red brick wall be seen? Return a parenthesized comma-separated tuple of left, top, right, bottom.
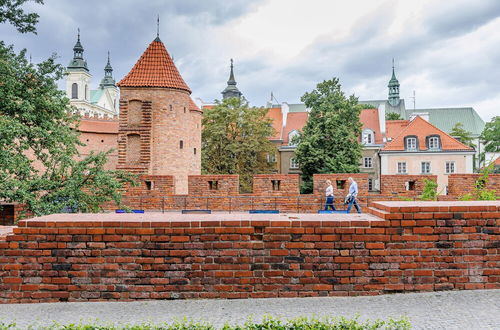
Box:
(124, 175, 175, 197)
(253, 174, 300, 196)
(313, 174, 368, 198)
(380, 175, 437, 197)
(447, 174, 500, 198)
(188, 175, 239, 196)
(0, 201, 497, 303)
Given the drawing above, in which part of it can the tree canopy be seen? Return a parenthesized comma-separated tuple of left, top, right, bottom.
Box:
(0, 0, 43, 33)
(450, 122, 475, 148)
(0, 1, 135, 216)
(481, 116, 499, 153)
(201, 97, 276, 192)
(386, 112, 403, 120)
(293, 78, 363, 193)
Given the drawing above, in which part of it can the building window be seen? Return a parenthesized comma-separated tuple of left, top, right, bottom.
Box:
(405, 137, 417, 151)
(368, 178, 373, 191)
(267, 153, 276, 163)
(290, 158, 299, 169)
(194, 148, 197, 155)
(406, 180, 416, 191)
(446, 161, 455, 174)
(421, 161, 431, 174)
(179, 140, 183, 149)
(71, 83, 78, 99)
(336, 180, 346, 190)
(362, 129, 374, 145)
(428, 136, 440, 150)
(397, 162, 407, 174)
(288, 130, 300, 147)
(363, 157, 373, 168)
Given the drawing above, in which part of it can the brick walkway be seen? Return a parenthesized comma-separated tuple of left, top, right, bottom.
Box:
(0, 290, 498, 329)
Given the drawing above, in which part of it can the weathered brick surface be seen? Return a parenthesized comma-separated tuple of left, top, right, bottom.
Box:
(380, 175, 438, 197)
(0, 201, 498, 303)
(188, 175, 239, 196)
(447, 174, 500, 198)
(117, 87, 202, 194)
(253, 174, 300, 196)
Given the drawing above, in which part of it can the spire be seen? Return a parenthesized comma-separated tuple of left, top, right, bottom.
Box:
(388, 58, 400, 107)
(155, 15, 161, 42)
(221, 58, 242, 99)
(100, 51, 116, 88)
(67, 28, 89, 72)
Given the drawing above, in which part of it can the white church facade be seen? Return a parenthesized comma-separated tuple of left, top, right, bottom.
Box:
(65, 30, 118, 117)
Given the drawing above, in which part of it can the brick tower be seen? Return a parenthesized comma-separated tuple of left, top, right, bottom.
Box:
(116, 36, 202, 194)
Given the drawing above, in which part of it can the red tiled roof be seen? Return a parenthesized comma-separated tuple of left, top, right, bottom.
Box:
(495, 156, 500, 166)
(117, 38, 191, 93)
(360, 109, 383, 144)
(189, 98, 202, 113)
(78, 119, 119, 134)
(283, 112, 309, 145)
(386, 120, 410, 140)
(382, 116, 473, 152)
(265, 107, 283, 140)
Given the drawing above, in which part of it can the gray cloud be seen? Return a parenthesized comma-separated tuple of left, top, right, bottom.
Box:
(0, 0, 498, 121)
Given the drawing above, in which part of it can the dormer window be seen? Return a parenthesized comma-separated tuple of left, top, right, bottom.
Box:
(405, 136, 418, 151)
(427, 136, 440, 150)
(362, 129, 374, 145)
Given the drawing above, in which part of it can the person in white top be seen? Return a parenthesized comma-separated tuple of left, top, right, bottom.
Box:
(324, 180, 336, 211)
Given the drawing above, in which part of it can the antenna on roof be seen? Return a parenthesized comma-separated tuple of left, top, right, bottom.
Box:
(411, 90, 416, 110)
(156, 14, 160, 38)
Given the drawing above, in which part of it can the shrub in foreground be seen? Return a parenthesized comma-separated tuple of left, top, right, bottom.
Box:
(0, 316, 411, 330)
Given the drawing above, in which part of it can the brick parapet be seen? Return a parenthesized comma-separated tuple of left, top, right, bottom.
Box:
(313, 173, 369, 198)
(0, 201, 498, 303)
(252, 174, 300, 196)
(447, 174, 500, 198)
(380, 175, 438, 197)
(188, 175, 239, 196)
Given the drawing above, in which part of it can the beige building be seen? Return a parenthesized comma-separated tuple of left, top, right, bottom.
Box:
(380, 116, 474, 194)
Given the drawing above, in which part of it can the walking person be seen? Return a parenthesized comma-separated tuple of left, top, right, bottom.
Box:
(324, 180, 336, 211)
(345, 177, 361, 213)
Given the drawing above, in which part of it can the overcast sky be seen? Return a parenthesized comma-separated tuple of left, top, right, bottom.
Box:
(1, 0, 499, 121)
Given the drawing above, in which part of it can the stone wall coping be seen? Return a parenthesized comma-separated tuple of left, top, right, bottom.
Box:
(16, 212, 382, 227)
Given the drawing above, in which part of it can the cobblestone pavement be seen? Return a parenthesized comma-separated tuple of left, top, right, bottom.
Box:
(0, 290, 498, 329)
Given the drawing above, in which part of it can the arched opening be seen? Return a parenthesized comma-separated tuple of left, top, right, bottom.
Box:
(71, 83, 78, 99)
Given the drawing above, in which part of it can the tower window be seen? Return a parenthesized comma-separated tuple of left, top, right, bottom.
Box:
(180, 140, 183, 149)
(85, 84, 88, 100)
(71, 83, 78, 99)
(169, 105, 173, 111)
(194, 148, 197, 155)
(184, 107, 186, 113)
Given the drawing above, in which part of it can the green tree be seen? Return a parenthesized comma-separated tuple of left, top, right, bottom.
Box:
(201, 97, 276, 193)
(0, 0, 43, 33)
(450, 122, 475, 148)
(294, 78, 363, 193)
(386, 112, 402, 120)
(0, 2, 136, 216)
(481, 116, 500, 153)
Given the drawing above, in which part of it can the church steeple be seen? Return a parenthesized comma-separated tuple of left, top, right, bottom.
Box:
(67, 28, 89, 72)
(221, 59, 242, 100)
(388, 58, 400, 106)
(100, 51, 116, 88)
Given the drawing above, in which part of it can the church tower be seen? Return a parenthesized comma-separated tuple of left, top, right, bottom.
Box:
(221, 59, 242, 99)
(99, 52, 119, 113)
(388, 59, 400, 107)
(66, 29, 91, 102)
(116, 35, 202, 194)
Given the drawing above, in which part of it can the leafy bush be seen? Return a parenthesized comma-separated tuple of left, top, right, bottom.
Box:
(420, 179, 438, 201)
(460, 164, 499, 201)
(1, 316, 411, 330)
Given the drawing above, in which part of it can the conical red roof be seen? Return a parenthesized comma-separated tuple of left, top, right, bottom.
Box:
(117, 37, 191, 93)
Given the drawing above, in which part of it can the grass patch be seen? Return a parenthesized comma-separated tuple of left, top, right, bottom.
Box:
(0, 315, 411, 330)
